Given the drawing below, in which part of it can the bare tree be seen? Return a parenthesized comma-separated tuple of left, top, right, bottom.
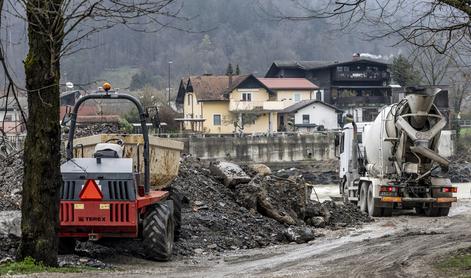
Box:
(450, 68, 471, 115)
(262, 0, 471, 55)
(1, 0, 183, 266)
(411, 46, 455, 85)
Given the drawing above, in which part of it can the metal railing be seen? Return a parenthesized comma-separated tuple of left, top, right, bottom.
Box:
(458, 120, 471, 127)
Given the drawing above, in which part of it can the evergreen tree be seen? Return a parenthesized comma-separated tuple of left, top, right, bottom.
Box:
(235, 64, 240, 75)
(226, 63, 233, 76)
(391, 55, 421, 87)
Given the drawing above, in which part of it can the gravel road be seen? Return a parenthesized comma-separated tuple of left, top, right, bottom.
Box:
(32, 197, 471, 278)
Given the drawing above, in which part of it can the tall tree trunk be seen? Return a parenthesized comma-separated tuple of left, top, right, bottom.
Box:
(18, 0, 64, 266)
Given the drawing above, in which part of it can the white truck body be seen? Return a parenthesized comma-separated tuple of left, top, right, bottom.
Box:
(338, 88, 457, 217)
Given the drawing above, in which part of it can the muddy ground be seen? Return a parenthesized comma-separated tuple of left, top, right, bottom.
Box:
(28, 199, 471, 278)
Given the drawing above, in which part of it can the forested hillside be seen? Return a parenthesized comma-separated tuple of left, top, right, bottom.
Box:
(2, 0, 397, 91)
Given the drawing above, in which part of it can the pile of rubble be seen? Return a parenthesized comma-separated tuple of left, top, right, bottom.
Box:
(449, 149, 471, 183)
(70, 123, 122, 138)
(171, 157, 371, 256)
(0, 153, 23, 211)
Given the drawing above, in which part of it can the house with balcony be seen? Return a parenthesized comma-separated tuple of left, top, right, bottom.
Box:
(265, 53, 392, 122)
(175, 74, 320, 134)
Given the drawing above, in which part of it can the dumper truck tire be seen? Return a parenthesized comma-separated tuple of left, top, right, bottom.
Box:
(58, 238, 76, 255)
(143, 201, 175, 261)
(359, 183, 368, 213)
(367, 185, 382, 217)
(165, 187, 182, 240)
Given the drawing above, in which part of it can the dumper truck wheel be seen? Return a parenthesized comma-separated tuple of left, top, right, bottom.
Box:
(359, 183, 368, 213)
(165, 187, 182, 240)
(142, 201, 175, 261)
(439, 207, 450, 216)
(58, 238, 76, 255)
(367, 185, 382, 217)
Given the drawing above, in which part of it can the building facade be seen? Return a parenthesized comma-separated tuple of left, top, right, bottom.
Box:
(265, 54, 392, 122)
(175, 75, 323, 134)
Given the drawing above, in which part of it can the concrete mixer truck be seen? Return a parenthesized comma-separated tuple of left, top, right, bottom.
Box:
(338, 87, 457, 217)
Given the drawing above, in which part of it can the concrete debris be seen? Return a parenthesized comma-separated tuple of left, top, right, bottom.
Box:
(0, 211, 21, 237)
(248, 164, 272, 176)
(71, 123, 121, 138)
(0, 153, 23, 211)
(171, 156, 372, 256)
(58, 255, 112, 269)
(209, 161, 251, 187)
(449, 150, 471, 183)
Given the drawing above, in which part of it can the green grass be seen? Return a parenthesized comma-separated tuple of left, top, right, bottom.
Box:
(0, 257, 88, 275)
(436, 248, 471, 278)
(98, 66, 140, 89)
(460, 127, 471, 137)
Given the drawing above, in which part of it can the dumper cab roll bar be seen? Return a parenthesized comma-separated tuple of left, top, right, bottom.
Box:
(65, 92, 151, 194)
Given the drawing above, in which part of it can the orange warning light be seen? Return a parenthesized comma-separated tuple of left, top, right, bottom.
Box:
(102, 82, 112, 91)
(79, 179, 103, 200)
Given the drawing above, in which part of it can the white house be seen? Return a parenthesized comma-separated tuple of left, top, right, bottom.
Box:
(279, 100, 342, 132)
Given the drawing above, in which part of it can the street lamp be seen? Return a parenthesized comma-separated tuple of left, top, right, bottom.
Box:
(168, 61, 173, 107)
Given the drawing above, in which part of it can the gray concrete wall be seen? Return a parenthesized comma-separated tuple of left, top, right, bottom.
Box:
(181, 133, 336, 163)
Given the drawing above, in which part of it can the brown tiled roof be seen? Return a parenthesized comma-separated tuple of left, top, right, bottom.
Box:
(187, 75, 248, 101)
(257, 78, 318, 90)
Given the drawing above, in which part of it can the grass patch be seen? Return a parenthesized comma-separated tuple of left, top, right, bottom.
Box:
(460, 128, 471, 137)
(0, 257, 88, 275)
(436, 248, 471, 278)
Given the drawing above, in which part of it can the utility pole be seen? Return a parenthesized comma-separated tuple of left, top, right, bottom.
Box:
(168, 61, 173, 107)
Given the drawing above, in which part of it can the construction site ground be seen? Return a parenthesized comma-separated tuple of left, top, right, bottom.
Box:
(32, 186, 471, 278)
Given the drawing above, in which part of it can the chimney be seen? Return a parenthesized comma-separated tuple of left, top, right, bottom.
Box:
(352, 53, 360, 60)
(229, 72, 233, 88)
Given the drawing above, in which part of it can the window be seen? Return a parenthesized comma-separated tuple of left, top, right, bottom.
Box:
(213, 114, 221, 126)
(187, 94, 193, 105)
(302, 114, 310, 124)
(294, 93, 301, 102)
(241, 93, 252, 101)
(340, 134, 345, 154)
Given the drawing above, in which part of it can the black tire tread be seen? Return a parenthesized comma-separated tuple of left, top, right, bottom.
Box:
(165, 187, 182, 239)
(142, 202, 174, 261)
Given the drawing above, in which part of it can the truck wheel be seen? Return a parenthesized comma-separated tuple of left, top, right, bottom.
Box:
(415, 206, 425, 215)
(367, 185, 382, 217)
(342, 179, 350, 204)
(58, 238, 76, 255)
(424, 205, 440, 217)
(359, 183, 368, 212)
(439, 207, 450, 216)
(382, 208, 393, 217)
(142, 201, 175, 261)
(166, 187, 182, 240)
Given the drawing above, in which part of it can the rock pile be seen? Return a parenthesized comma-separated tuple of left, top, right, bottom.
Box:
(171, 157, 371, 256)
(449, 149, 471, 183)
(0, 153, 23, 211)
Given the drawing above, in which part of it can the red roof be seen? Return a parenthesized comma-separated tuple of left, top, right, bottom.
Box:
(257, 78, 318, 90)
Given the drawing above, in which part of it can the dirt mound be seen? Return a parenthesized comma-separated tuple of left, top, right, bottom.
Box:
(171, 157, 287, 256)
(171, 157, 371, 256)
